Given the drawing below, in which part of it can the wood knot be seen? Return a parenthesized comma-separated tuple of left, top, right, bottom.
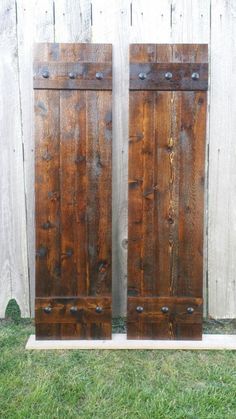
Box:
(42, 151, 52, 161)
(48, 191, 60, 201)
(98, 261, 108, 273)
(41, 221, 54, 230)
(75, 155, 86, 164)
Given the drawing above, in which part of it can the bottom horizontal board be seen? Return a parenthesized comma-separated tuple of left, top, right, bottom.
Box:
(26, 333, 236, 350)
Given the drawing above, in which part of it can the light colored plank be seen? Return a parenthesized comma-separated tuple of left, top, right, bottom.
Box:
(54, 0, 91, 42)
(208, 0, 236, 318)
(91, 0, 130, 317)
(17, 0, 55, 316)
(171, 0, 210, 43)
(26, 333, 236, 350)
(0, 0, 29, 317)
(130, 0, 172, 43)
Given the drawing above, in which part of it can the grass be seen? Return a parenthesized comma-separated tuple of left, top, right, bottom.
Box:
(1, 304, 236, 418)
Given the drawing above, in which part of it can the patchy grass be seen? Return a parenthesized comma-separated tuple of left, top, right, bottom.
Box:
(1, 319, 236, 418)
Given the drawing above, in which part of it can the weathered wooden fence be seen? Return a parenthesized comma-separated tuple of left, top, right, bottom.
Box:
(0, 0, 235, 319)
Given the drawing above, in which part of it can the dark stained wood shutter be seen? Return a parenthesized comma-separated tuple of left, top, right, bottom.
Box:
(127, 44, 208, 340)
(34, 43, 112, 340)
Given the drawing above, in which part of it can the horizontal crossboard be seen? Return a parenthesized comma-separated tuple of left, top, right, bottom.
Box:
(130, 62, 208, 90)
(127, 297, 203, 340)
(34, 62, 112, 90)
(35, 297, 112, 340)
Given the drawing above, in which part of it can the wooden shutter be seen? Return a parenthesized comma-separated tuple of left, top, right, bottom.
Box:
(34, 43, 112, 340)
(128, 44, 208, 340)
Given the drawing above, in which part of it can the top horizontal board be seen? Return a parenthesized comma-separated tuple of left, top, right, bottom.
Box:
(130, 44, 208, 63)
(34, 43, 112, 63)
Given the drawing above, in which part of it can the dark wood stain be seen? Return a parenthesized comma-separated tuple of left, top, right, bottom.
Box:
(128, 44, 208, 340)
(34, 43, 112, 340)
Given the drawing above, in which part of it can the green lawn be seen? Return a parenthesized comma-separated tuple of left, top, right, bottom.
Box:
(1, 318, 236, 419)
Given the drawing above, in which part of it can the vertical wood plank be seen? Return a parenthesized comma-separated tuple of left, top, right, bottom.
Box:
(177, 91, 206, 298)
(171, 0, 210, 43)
(92, 0, 130, 316)
(59, 90, 88, 296)
(17, 0, 55, 315)
(130, 0, 172, 43)
(0, 0, 29, 317)
(59, 90, 80, 297)
(208, 0, 236, 318)
(86, 91, 112, 296)
(128, 91, 145, 297)
(35, 90, 61, 297)
(154, 91, 181, 297)
(54, 0, 91, 42)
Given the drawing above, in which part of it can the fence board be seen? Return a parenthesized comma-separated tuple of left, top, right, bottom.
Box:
(130, 0, 172, 43)
(208, 0, 236, 318)
(171, 0, 210, 43)
(0, 0, 29, 316)
(54, 0, 91, 42)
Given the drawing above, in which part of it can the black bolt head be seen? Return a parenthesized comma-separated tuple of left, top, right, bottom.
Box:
(43, 306, 52, 314)
(138, 72, 147, 80)
(165, 72, 172, 80)
(42, 70, 49, 78)
(96, 306, 103, 313)
(187, 307, 194, 314)
(68, 72, 76, 79)
(136, 306, 144, 313)
(70, 306, 78, 314)
(161, 306, 169, 313)
(192, 72, 199, 80)
(96, 72, 103, 80)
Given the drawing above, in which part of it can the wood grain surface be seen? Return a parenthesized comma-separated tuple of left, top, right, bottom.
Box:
(34, 43, 112, 340)
(128, 44, 208, 340)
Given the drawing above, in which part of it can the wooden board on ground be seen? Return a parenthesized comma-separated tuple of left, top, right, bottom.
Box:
(26, 333, 236, 350)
